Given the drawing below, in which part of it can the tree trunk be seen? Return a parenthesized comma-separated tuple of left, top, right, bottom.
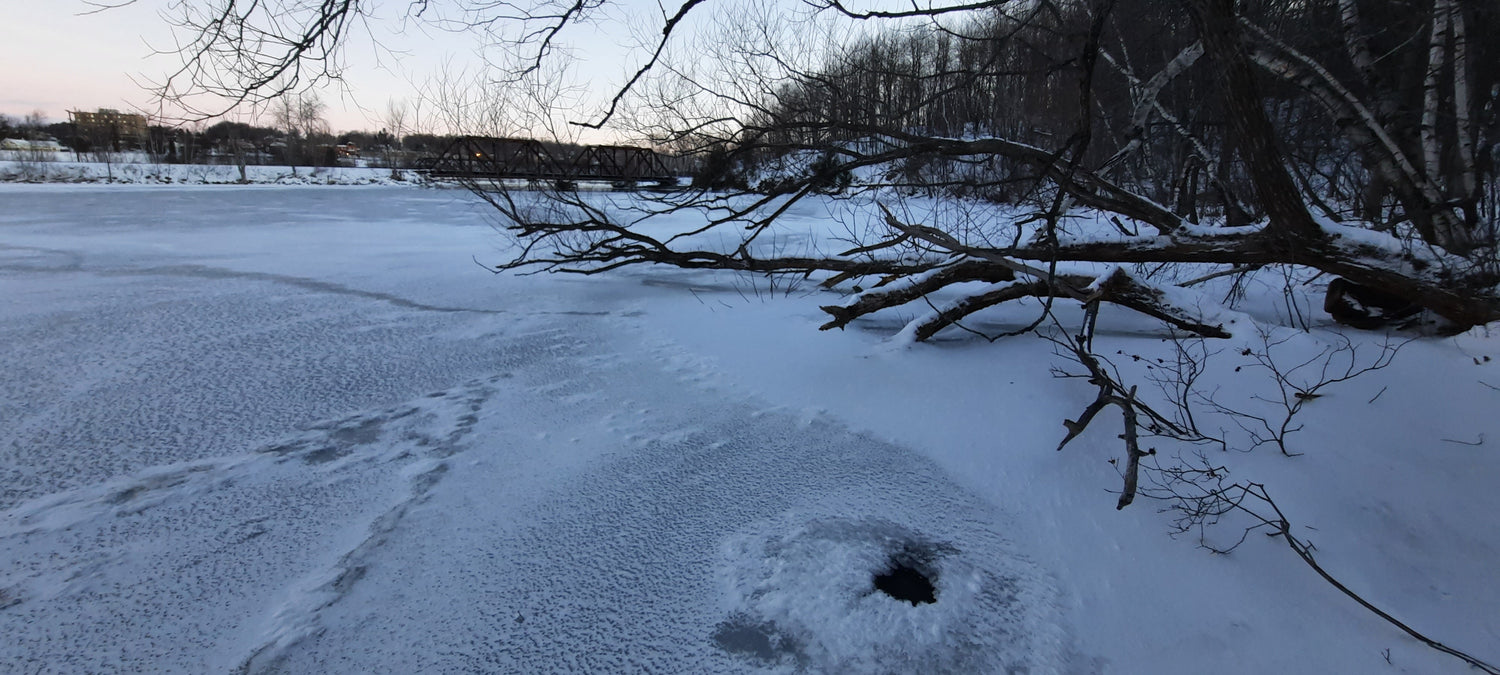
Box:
(1183, 0, 1322, 251)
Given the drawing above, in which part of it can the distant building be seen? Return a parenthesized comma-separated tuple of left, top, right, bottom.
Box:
(68, 108, 149, 147)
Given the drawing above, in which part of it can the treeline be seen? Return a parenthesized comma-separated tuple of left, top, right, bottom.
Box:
(0, 113, 71, 146)
(0, 112, 459, 168)
(711, 0, 1498, 235)
(2, 110, 663, 174)
(180, 120, 456, 168)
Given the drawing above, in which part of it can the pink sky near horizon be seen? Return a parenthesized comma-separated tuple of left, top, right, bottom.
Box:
(1, 2, 405, 132)
(0, 0, 649, 137)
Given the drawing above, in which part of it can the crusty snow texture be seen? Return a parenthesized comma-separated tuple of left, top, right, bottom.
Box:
(0, 186, 1068, 673)
(1, 185, 1497, 674)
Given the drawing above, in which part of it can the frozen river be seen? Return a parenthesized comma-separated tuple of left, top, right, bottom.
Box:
(0, 186, 1069, 673)
(5, 184, 1495, 674)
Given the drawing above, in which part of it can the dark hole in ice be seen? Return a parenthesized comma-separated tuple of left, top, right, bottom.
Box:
(874, 560, 937, 605)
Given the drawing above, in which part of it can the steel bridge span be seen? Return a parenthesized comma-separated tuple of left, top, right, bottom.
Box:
(417, 136, 677, 185)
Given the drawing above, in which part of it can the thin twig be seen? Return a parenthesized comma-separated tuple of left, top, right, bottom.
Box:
(1439, 434, 1484, 446)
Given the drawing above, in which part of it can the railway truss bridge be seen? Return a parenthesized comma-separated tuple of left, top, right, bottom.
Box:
(417, 136, 678, 188)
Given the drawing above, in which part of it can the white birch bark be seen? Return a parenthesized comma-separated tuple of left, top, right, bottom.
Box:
(1099, 42, 1208, 170)
(1242, 16, 1469, 249)
(1337, 0, 1373, 72)
(1449, 2, 1476, 198)
(1241, 22, 1425, 195)
(1421, 0, 1450, 185)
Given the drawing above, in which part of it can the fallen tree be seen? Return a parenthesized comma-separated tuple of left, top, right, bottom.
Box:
(455, 0, 1499, 339)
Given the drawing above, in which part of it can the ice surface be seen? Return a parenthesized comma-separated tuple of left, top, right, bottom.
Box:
(247, 315, 1070, 673)
(1, 184, 1496, 674)
(0, 186, 1075, 673)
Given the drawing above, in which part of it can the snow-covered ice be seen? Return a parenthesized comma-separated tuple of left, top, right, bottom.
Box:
(0, 158, 422, 186)
(0, 186, 1070, 673)
(1, 184, 1497, 673)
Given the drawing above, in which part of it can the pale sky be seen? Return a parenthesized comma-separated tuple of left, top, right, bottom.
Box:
(1, 0, 928, 137)
(0, 0, 649, 135)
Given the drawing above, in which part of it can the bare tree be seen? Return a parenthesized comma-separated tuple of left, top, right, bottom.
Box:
(297, 94, 329, 140)
(444, 1, 1495, 332)
(21, 110, 47, 135)
(383, 98, 408, 179)
(272, 91, 329, 175)
(227, 123, 251, 183)
(272, 95, 301, 176)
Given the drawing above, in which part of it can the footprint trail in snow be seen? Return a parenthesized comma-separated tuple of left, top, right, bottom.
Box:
(1, 317, 1072, 673)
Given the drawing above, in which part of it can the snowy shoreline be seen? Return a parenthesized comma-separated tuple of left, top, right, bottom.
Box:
(0, 158, 432, 187)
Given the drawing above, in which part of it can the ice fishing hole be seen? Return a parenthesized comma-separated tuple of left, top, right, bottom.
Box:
(873, 556, 937, 606)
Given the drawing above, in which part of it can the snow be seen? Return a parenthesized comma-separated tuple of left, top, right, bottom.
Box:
(1, 183, 1497, 673)
(0, 158, 423, 185)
